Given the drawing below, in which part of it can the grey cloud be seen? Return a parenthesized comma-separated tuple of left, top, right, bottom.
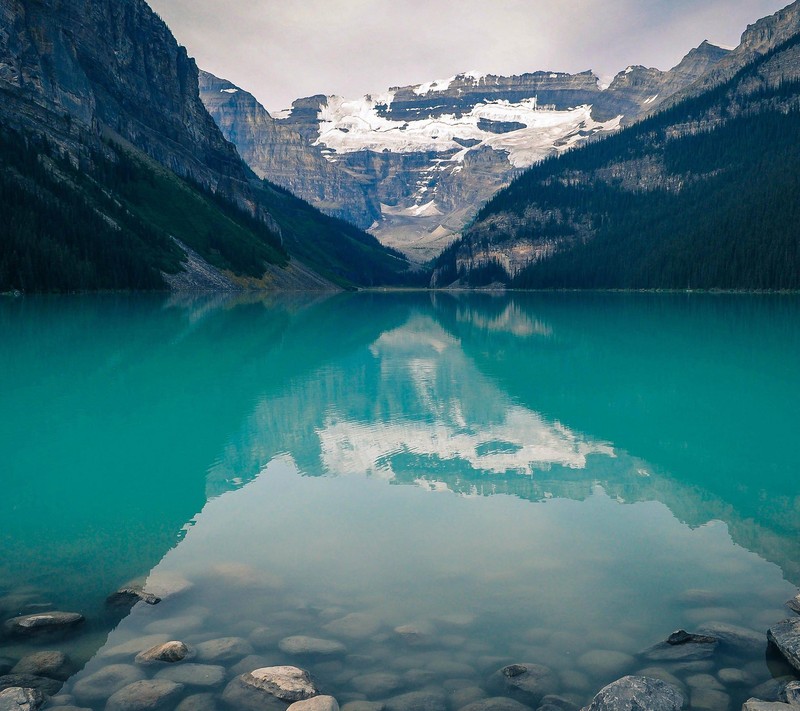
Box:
(149, 0, 791, 110)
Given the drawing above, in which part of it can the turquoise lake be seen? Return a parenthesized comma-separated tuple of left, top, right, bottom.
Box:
(1, 292, 800, 711)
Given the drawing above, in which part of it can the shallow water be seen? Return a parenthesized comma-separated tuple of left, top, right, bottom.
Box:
(2, 292, 800, 711)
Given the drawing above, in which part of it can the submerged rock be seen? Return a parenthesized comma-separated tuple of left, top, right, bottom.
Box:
(349, 673, 402, 697)
(135, 642, 192, 665)
(154, 664, 225, 688)
(238, 667, 318, 701)
(490, 664, 558, 707)
(769, 619, 800, 672)
(4, 612, 84, 637)
(581, 676, 683, 711)
(696, 622, 765, 654)
(641, 630, 718, 662)
(141, 573, 193, 601)
(100, 636, 172, 660)
(106, 587, 161, 609)
(742, 701, 797, 711)
(383, 690, 447, 711)
(195, 638, 254, 663)
(323, 614, 381, 640)
(287, 696, 340, 711)
(0, 675, 62, 696)
(105, 679, 185, 711)
(175, 693, 218, 711)
(458, 697, 530, 711)
(0, 687, 45, 711)
(279, 637, 346, 657)
(666, 630, 717, 646)
(12, 652, 75, 681)
(72, 665, 145, 704)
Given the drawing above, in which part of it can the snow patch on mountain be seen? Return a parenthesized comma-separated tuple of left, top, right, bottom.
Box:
(315, 95, 621, 169)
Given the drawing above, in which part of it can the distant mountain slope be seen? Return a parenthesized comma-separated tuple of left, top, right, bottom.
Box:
(432, 2, 800, 291)
(0, 0, 414, 292)
(200, 45, 729, 263)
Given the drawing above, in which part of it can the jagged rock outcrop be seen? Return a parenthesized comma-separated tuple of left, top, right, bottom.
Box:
(202, 44, 728, 263)
(199, 71, 379, 229)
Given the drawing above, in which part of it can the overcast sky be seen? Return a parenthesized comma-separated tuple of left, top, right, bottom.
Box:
(148, 0, 791, 112)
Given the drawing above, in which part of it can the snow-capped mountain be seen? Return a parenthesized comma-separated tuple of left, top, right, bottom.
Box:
(200, 43, 729, 262)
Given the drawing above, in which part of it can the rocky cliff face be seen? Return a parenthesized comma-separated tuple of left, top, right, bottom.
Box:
(199, 71, 380, 229)
(0, 0, 413, 291)
(203, 44, 728, 263)
(655, 0, 800, 110)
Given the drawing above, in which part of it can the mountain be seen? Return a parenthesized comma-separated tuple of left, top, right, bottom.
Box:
(0, 0, 414, 292)
(200, 45, 729, 263)
(432, 1, 800, 290)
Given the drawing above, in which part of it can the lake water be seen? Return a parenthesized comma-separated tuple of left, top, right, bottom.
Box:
(2, 292, 800, 711)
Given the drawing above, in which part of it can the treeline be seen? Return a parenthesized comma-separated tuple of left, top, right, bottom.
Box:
(0, 129, 181, 292)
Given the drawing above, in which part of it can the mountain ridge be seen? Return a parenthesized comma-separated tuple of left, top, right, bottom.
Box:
(201, 41, 730, 263)
(0, 0, 414, 292)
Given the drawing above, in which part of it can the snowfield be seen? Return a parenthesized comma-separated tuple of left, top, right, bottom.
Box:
(314, 91, 621, 169)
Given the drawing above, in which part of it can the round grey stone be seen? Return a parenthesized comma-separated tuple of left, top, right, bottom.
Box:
(195, 638, 254, 663)
(717, 668, 753, 686)
(350, 673, 403, 697)
(287, 696, 340, 711)
(4, 613, 84, 637)
(100, 636, 172, 660)
(239, 667, 319, 701)
(323, 614, 381, 640)
(279, 637, 346, 657)
(176, 693, 218, 711)
(12, 652, 74, 681)
(0, 687, 45, 711)
(341, 703, 385, 711)
(135, 642, 192, 665)
(105, 679, 185, 711)
(689, 688, 729, 711)
(73, 665, 146, 704)
(154, 664, 226, 688)
(383, 691, 447, 711)
(581, 676, 683, 711)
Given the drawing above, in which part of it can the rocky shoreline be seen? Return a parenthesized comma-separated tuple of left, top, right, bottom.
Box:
(2, 586, 800, 711)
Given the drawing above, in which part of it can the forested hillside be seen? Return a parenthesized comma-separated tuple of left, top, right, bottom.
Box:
(434, 31, 800, 290)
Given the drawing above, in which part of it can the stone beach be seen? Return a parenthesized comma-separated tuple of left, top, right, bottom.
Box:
(2, 580, 800, 711)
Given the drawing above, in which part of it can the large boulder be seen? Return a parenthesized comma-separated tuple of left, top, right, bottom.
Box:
(4, 613, 84, 637)
(581, 676, 683, 711)
(222, 667, 318, 711)
(0, 687, 45, 711)
(105, 679, 185, 711)
(786, 596, 800, 615)
(769, 619, 800, 673)
(742, 702, 797, 711)
(489, 664, 558, 707)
